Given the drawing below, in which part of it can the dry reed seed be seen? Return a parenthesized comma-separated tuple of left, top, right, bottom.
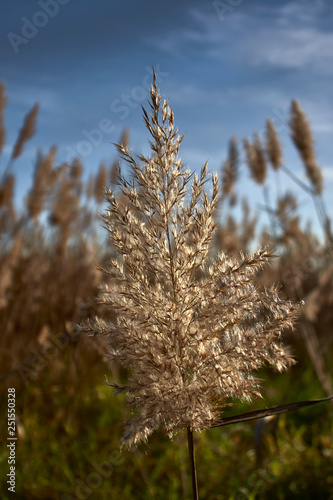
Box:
(221, 136, 238, 197)
(71, 158, 83, 181)
(95, 162, 108, 204)
(290, 100, 323, 195)
(26, 146, 57, 219)
(244, 135, 267, 185)
(0, 174, 15, 209)
(120, 128, 129, 149)
(266, 119, 282, 170)
(84, 74, 300, 448)
(11, 103, 39, 160)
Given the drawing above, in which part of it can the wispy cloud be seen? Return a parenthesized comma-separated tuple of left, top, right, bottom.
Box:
(244, 27, 333, 74)
(148, 1, 333, 74)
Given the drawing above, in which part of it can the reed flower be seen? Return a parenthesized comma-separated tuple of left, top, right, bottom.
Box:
(94, 162, 107, 204)
(26, 146, 57, 219)
(290, 100, 323, 195)
(86, 72, 299, 448)
(244, 134, 267, 185)
(266, 118, 282, 170)
(11, 103, 39, 160)
(221, 136, 238, 198)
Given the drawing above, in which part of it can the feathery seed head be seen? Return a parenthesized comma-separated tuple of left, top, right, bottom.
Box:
(12, 103, 39, 160)
(221, 136, 238, 197)
(266, 119, 282, 170)
(0, 174, 15, 209)
(26, 146, 56, 219)
(290, 100, 323, 194)
(95, 162, 107, 204)
(85, 74, 299, 448)
(244, 134, 267, 185)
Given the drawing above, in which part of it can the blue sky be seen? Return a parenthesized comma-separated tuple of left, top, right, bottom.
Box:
(1, 0, 333, 233)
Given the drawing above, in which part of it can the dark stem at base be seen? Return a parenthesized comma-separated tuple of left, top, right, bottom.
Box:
(187, 427, 199, 500)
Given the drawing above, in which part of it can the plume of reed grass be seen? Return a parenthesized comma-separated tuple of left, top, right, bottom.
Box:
(0, 173, 14, 210)
(26, 146, 57, 219)
(0, 173, 15, 233)
(289, 100, 333, 245)
(50, 165, 81, 254)
(266, 118, 282, 171)
(70, 157, 83, 181)
(221, 136, 238, 199)
(290, 100, 323, 195)
(95, 162, 108, 204)
(119, 127, 129, 149)
(11, 103, 39, 161)
(244, 134, 267, 185)
(84, 72, 299, 456)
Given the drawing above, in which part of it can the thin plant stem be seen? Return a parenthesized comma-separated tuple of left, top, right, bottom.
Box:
(262, 184, 277, 240)
(274, 169, 281, 204)
(281, 165, 314, 195)
(187, 427, 199, 500)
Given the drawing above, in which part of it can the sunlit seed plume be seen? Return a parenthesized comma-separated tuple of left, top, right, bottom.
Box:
(49, 164, 82, 254)
(26, 146, 57, 219)
(71, 158, 83, 181)
(221, 136, 238, 198)
(108, 130, 130, 188)
(0, 173, 14, 209)
(290, 100, 323, 195)
(266, 119, 282, 170)
(95, 162, 107, 204)
(244, 134, 267, 185)
(120, 127, 129, 149)
(11, 103, 39, 160)
(84, 71, 300, 448)
(0, 172, 15, 234)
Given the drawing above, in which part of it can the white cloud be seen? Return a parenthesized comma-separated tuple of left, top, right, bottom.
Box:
(147, 1, 333, 74)
(277, 0, 326, 26)
(245, 27, 333, 74)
